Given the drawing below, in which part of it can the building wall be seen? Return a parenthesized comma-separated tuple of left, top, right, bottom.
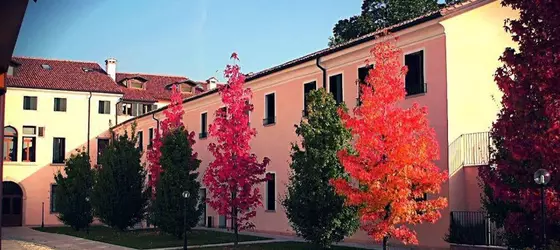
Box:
(441, 0, 518, 212)
(3, 87, 121, 226)
(442, 0, 518, 143)
(114, 20, 452, 248)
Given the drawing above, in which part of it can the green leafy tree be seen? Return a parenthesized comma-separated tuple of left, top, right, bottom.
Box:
(329, 0, 462, 46)
(151, 127, 202, 238)
(54, 149, 94, 231)
(91, 124, 150, 231)
(283, 88, 359, 248)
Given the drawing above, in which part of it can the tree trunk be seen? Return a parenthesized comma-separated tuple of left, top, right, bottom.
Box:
(383, 236, 388, 250)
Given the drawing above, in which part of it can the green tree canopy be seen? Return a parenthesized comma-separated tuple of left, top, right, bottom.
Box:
(283, 88, 359, 248)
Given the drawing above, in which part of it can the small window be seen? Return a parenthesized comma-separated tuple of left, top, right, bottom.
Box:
(50, 184, 58, 213)
(22, 126, 36, 135)
(3, 126, 18, 162)
(129, 80, 143, 89)
(137, 131, 143, 150)
(142, 104, 154, 114)
(180, 84, 192, 93)
(7, 66, 14, 76)
(122, 103, 132, 116)
(23, 96, 37, 110)
(54, 98, 67, 112)
(82, 67, 93, 72)
(218, 107, 227, 118)
(41, 64, 52, 70)
(52, 138, 65, 164)
(357, 65, 373, 106)
(263, 93, 275, 125)
(148, 128, 154, 149)
(303, 81, 316, 117)
(266, 173, 276, 211)
(329, 74, 343, 105)
(200, 113, 208, 139)
(97, 138, 110, 164)
(405, 50, 426, 96)
(22, 136, 36, 162)
(98, 101, 110, 114)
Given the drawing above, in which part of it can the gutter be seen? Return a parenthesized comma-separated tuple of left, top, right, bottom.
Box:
(315, 57, 327, 89)
(87, 91, 92, 157)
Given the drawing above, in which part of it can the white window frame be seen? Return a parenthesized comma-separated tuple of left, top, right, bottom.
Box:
(263, 91, 277, 125)
(327, 72, 345, 104)
(402, 47, 426, 94)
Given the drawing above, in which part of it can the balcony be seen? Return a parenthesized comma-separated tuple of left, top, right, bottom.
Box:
(449, 132, 491, 175)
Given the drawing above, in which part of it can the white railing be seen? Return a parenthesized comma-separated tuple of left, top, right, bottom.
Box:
(449, 132, 491, 175)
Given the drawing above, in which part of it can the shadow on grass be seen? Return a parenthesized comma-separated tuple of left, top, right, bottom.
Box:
(203, 241, 365, 250)
(33, 226, 268, 249)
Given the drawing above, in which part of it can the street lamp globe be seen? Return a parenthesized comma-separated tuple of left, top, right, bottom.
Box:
(182, 191, 190, 198)
(534, 169, 551, 185)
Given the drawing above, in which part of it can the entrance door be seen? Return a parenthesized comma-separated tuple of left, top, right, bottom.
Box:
(219, 215, 226, 228)
(2, 181, 23, 227)
(198, 188, 206, 227)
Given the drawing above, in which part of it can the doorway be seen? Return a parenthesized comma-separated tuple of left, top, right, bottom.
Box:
(2, 181, 23, 227)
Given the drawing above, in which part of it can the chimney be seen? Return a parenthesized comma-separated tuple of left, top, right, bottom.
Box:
(105, 58, 117, 81)
(207, 77, 219, 90)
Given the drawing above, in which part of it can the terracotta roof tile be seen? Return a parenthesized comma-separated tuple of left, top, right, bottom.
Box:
(7, 57, 123, 94)
(115, 73, 196, 102)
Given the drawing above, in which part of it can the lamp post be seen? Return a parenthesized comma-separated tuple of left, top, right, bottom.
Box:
(182, 191, 190, 250)
(534, 169, 551, 250)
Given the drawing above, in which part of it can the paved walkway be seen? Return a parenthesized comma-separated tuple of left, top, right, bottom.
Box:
(2, 227, 132, 250)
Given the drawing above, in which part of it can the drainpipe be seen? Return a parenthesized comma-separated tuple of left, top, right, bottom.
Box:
(87, 92, 92, 157)
(316, 57, 327, 89)
(152, 113, 160, 133)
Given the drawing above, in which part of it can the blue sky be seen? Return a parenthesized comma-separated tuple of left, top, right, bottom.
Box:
(14, 0, 363, 81)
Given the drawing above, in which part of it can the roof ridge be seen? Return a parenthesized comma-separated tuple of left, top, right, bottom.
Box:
(118, 72, 189, 78)
(12, 56, 100, 65)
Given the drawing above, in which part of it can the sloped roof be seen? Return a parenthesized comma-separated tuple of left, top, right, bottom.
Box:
(115, 73, 197, 102)
(7, 57, 123, 94)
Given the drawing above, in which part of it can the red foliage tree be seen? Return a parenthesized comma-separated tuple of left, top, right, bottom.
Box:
(331, 41, 448, 248)
(147, 85, 197, 188)
(478, 0, 560, 247)
(203, 54, 270, 245)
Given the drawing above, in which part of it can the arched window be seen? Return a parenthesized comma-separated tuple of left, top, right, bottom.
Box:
(3, 126, 18, 162)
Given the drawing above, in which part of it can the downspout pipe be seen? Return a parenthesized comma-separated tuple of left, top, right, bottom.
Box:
(87, 92, 92, 157)
(152, 112, 160, 134)
(316, 57, 327, 89)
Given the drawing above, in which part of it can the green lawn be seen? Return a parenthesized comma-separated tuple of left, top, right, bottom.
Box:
(203, 242, 364, 250)
(34, 226, 268, 249)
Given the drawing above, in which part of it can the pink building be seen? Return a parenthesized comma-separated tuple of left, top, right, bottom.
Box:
(2, 0, 519, 248)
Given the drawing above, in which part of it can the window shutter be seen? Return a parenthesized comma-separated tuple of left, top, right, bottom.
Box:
(104, 101, 111, 114)
(151, 104, 157, 111)
(117, 103, 123, 115)
(61, 98, 67, 111)
(31, 97, 37, 110)
(98, 101, 103, 114)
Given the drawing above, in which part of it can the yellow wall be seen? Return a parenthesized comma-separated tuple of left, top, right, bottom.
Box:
(3, 87, 120, 183)
(441, 0, 518, 143)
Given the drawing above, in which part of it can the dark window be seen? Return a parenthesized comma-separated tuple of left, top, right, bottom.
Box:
(41, 64, 52, 70)
(405, 50, 426, 96)
(200, 113, 208, 139)
(357, 65, 373, 106)
(50, 185, 58, 213)
(137, 131, 143, 150)
(23, 96, 37, 110)
(54, 98, 67, 112)
(98, 101, 110, 114)
(263, 93, 275, 125)
(22, 136, 36, 162)
(3, 126, 18, 161)
(329, 74, 343, 105)
(122, 103, 132, 116)
(148, 128, 154, 149)
(266, 173, 276, 211)
(52, 138, 65, 164)
(219, 107, 227, 118)
(303, 81, 316, 117)
(2, 198, 10, 214)
(97, 138, 110, 164)
(142, 104, 155, 114)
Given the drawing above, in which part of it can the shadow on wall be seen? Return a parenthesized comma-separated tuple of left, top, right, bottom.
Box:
(449, 166, 485, 212)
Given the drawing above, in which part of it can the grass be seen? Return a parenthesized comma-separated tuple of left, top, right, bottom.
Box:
(203, 242, 364, 250)
(34, 226, 268, 249)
